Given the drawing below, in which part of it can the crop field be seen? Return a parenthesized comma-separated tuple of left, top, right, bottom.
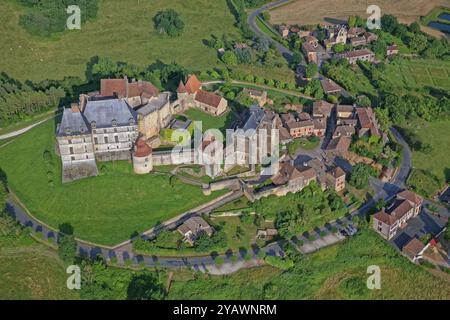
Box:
(268, 0, 450, 28)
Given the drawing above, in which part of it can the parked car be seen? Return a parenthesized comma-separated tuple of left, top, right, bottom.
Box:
(339, 228, 348, 237)
(346, 224, 358, 236)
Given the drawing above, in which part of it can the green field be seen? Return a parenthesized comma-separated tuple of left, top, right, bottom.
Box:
(383, 58, 450, 91)
(0, 0, 240, 82)
(0, 236, 79, 300)
(183, 108, 236, 133)
(168, 228, 450, 299)
(0, 118, 228, 245)
(401, 119, 450, 196)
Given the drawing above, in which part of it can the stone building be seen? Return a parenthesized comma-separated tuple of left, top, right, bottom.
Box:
(336, 49, 375, 65)
(135, 92, 173, 140)
(57, 104, 98, 183)
(83, 99, 138, 162)
(133, 138, 153, 174)
(373, 190, 423, 240)
(177, 75, 227, 116)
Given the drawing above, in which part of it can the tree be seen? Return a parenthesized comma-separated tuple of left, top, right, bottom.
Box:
(407, 33, 428, 52)
(350, 163, 375, 189)
(58, 234, 77, 264)
(127, 273, 165, 300)
(409, 22, 421, 34)
(221, 51, 238, 66)
(153, 9, 185, 37)
(348, 16, 357, 28)
(356, 95, 371, 108)
(305, 63, 318, 78)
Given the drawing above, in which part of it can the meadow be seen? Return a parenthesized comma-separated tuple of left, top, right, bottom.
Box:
(168, 228, 450, 299)
(383, 58, 450, 91)
(0, 235, 79, 300)
(0, 118, 228, 245)
(0, 0, 240, 82)
(400, 119, 450, 196)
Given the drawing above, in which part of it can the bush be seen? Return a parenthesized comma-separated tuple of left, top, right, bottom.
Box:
(264, 255, 294, 270)
(153, 9, 185, 37)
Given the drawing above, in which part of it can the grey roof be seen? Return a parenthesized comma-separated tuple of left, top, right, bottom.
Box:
(57, 107, 89, 137)
(242, 104, 265, 131)
(83, 99, 136, 128)
(136, 92, 170, 116)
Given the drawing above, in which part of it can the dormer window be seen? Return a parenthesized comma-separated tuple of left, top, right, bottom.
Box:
(65, 127, 71, 135)
(112, 119, 117, 127)
(80, 126, 85, 133)
(91, 121, 96, 129)
(129, 118, 135, 126)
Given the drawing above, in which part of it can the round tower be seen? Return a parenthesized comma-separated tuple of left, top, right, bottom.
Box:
(133, 138, 153, 174)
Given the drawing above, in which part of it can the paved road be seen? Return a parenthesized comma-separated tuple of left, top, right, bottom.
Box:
(0, 115, 57, 140)
(246, 1, 353, 98)
(247, 0, 293, 61)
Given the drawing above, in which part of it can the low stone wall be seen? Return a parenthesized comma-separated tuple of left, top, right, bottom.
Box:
(152, 150, 195, 166)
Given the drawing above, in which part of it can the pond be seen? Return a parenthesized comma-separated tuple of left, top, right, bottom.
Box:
(437, 13, 450, 22)
(428, 21, 450, 34)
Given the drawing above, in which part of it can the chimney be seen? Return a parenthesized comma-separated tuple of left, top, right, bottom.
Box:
(79, 94, 87, 112)
(71, 103, 79, 113)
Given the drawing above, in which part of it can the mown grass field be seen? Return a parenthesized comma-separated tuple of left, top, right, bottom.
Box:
(0, 118, 228, 245)
(183, 108, 236, 133)
(383, 58, 450, 91)
(0, 236, 79, 300)
(168, 228, 450, 299)
(0, 0, 240, 82)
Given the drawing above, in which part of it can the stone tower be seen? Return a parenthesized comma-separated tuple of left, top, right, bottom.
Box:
(133, 138, 153, 174)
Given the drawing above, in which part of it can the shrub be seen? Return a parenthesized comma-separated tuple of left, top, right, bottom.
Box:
(264, 255, 294, 270)
(153, 9, 185, 37)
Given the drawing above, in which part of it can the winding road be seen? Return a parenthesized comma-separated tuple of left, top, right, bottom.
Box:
(4, 1, 444, 275)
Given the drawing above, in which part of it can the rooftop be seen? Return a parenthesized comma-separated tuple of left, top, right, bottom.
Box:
(83, 99, 136, 128)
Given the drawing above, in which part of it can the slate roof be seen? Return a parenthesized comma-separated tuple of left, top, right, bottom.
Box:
(242, 104, 265, 131)
(136, 92, 170, 116)
(57, 107, 89, 137)
(83, 99, 136, 128)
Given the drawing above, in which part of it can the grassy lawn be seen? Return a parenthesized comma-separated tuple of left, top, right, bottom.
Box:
(213, 196, 252, 213)
(0, 118, 228, 245)
(0, 0, 241, 82)
(255, 15, 281, 41)
(183, 108, 236, 133)
(383, 58, 450, 91)
(167, 228, 450, 299)
(0, 236, 79, 300)
(399, 119, 450, 196)
(287, 137, 320, 155)
(134, 215, 263, 257)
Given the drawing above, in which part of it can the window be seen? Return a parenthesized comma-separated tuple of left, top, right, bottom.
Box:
(104, 136, 108, 144)
(115, 136, 119, 143)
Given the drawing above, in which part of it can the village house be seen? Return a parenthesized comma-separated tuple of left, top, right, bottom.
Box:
(327, 166, 346, 193)
(312, 100, 334, 119)
(281, 113, 314, 138)
(276, 24, 290, 38)
(332, 125, 355, 139)
(336, 49, 375, 65)
(326, 136, 351, 157)
(177, 216, 215, 245)
(387, 44, 399, 56)
(336, 104, 355, 120)
(272, 159, 317, 194)
(347, 27, 365, 39)
(350, 36, 367, 47)
(373, 190, 423, 240)
(302, 36, 321, 65)
(243, 88, 268, 106)
(323, 25, 348, 51)
(402, 238, 426, 263)
(356, 107, 380, 137)
(177, 75, 228, 116)
(320, 78, 342, 95)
